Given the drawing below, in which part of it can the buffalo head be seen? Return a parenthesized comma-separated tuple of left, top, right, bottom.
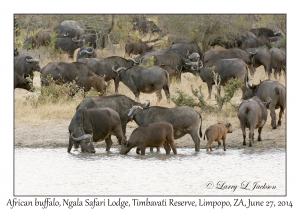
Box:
(71, 132, 95, 153)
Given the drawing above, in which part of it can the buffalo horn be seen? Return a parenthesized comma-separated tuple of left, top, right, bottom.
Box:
(72, 38, 80, 42)
(83, 49, 93, 54)
(127, 58, 139, 64)
(127, 106, 143, 117)
(188, 52, 200, 60)
(112, 66, 126, 73)
(26, 58, 39, 63)
(145, 100, 150, 108)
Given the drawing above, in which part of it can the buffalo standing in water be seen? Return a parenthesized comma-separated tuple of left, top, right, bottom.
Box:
(68, 107, 126, 153)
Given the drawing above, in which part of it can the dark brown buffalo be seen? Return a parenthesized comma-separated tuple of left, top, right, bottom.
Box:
(54, 37, 84, 58)
(68, 107, 126, 153)
(139, 51, 200, 76)
(40, 62, 96, 86)
(54, 20, 85, 39)
(125, 42, 153, 56)
(238, 96, 271, 147)
(198, 58, 250, 99)
(76, 46, 97, 61)
(112, 66, 170, 102)
(14, 72, 34, 91)
(203, 48, 257, 74)
(23, 36, 38, 49)
(240, 35, 271, 50)
(76, 94, 150, 134)
(158, 64, 181, 82)
(132, 16, 161, 33)
(250, 27, 281, 37)
(34, 29, 52, 48)
(269, 48, 286, 79)
(127, 105, 203, 152)
(120, 122, 177, 155)
(14, 55, 41, 79)
(70, 75, 107, 97)
(242, 79, 286, 129)
(246, 48, 272, 78)
(204, 123, 233, 152)
(77, 56, 137, 93)
(170, 42, 203, 62)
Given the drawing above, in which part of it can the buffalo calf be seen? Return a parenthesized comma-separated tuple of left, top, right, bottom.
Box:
(120, 122, 177, 155)
(238, 96, 271, 147)
(204, 123, 233, 151)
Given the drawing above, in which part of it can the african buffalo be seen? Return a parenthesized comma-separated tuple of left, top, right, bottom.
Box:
(127, 105, 203, 152)
(139, 51, 200, 76)
(70, 75, 107, 97)
(34, 29, 52, 48)
(54, 20, 85, 39)
(204, 123, 233, 152)
(80, 33, 97, 48)
(14, 55, 41, 79)
(23, 36, 38, 50)
(132, 16, 161, 33)
(77, 56, 137, 92)
(158, 64, 181, 82)
(40, 61, 96, 86)
(14, 46, 19, 57)
(120, 122, 177, 155)
(125, 42, 153, 57)
(14, 72, 34, 91)
(250, 27, 281, 37)
(240, 35, 271, 50)
(170, 42, 203, 62)
(242, 79, 286, 129)
(198, 58, 250, 99)
(238, 96, 271, 147)
(76, 94, 150, 134)
(68, 107, 126, 153)
(246, 48, 272, 78)
(203, 48, 257, 74)
(55, 37, 84, 58)
(269, 48, 286, 79)
(112, 66, 170, 102)
(76, 46, 97, 61)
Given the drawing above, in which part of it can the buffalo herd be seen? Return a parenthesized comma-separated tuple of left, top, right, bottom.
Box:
(14, 19, 286, 155)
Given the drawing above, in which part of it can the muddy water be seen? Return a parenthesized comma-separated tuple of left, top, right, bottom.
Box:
(15, 147, 285, 196)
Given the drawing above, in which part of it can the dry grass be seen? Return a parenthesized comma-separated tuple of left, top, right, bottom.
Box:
(14, 46, 286, 125)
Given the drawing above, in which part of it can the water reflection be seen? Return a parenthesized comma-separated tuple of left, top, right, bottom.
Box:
(15, 147, 285, 196)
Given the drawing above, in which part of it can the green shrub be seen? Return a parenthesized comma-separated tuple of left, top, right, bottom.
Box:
(139, 56, 155, 67)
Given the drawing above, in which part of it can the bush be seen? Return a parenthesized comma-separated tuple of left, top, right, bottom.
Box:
(139, 56, 155, 67)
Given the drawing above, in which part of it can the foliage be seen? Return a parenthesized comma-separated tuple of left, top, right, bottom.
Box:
(171, 85, 215, 112)
(139, 56, 155, 67)
(214, 77, 243, 111)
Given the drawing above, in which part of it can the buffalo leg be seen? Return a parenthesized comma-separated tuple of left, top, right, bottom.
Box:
(136, 148, 140, 154)
(163, 142, 171, 154)
(67, 137, 74, 153)
(278, 108, 284, 126)
(163, 85, 170, 103)
(257, 127, 263, 141)
(207, 83, 212, 99)
(114, 78, 119, 93)
(140, 148, 146, 155)
(249, 126, 254, 147)
(206, 139, 213, 152)
(222, 137, 226, 151)
(217, 140, 221, 149)
(105, 135, 113, 151)
(167, 139, 177, 154)
(269, 104, 277, 129)
(188, 129, 201, 152)
(241, 125, 246, 146)
(156, 91, 163, 103)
